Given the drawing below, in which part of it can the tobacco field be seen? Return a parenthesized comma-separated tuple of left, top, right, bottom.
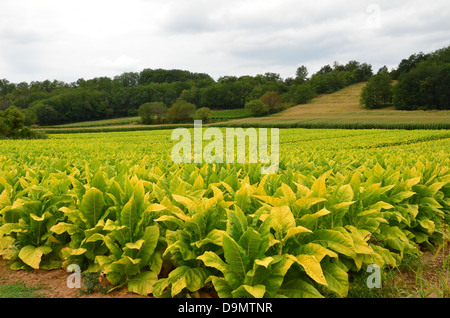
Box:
(0, 128, 449, 298)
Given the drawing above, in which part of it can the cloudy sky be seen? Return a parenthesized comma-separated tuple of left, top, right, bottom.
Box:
(0, 0, 449, 83)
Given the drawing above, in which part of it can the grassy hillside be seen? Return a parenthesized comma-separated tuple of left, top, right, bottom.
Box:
(223, 82, 450, 129)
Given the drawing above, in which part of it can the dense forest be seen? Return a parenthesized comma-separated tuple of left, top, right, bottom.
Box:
(0, 62, 372, 126)
(362, 45, 450, 110)
(0, 45, 448, 126)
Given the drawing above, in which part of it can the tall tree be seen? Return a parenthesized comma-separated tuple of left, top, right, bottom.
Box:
(360, 66, 393, 109)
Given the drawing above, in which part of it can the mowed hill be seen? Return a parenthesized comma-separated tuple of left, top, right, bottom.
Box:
(224, 82, 450, 129)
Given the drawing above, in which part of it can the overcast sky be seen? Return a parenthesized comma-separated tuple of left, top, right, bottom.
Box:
(0, 0, 449, 83)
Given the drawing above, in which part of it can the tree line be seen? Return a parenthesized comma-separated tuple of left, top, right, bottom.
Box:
(361, 45, 450, 110)
(0, 62, 372, 126)
(1, 45, 447, 128)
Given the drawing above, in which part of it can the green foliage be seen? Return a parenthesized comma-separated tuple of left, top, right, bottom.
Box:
(0, 106, 47, 139)
(245, 100, 269, 117)
(295, 65, 309, 83)
(291, 82, 316, 104)
(139, 102, 168, 125)
(21, 108, 38, 126)
(194, 107, 212, 123)
(392, 46, 450, 110)
(167, 99, 196, 123)
(29, 102, 59, 126)
(0, 128, 449, 298)
(360, 67, 393, 109)
(261, 91, 283, 113)
(0, 58, 375, 126)
(79, 271, 110, 295)
(0, 282, 47, 298)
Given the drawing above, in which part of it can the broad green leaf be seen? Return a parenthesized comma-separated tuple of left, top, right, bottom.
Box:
(86, 233, 105, 243)
(226, 206, 247, 241)
(80, 188, 106, 228)
(0, 223, 23, 236)
(198, 251, 231, 274)
(297, 208, 331, 228)
(321, 259, 349, 297)
(171, 276, 187, 297)
(184, 268, 209, 292)
(125, 239, 145, 250)
(238, 228, 263, 261)
(222, 235, 248, 280)
(254, 256, 275, 268)
(247, 256, 294, 295)
(91, 171, 107, 192)
(231, 284, 266, 298)
(281, 183, 297, 203)
(345, 225, 374, 255)
(145, 203, 167, 212)
(18, 245, 52, 269)
(270, 206, 295, 234)
(311, 176, 327, 197)
(210, 277, 233, 298)
(127, 271, 158, 296)
(284, 226, 312, 241)
(110, 256, 141, 278)
(418, 219, 435, 234)
(194, 229, 226, 248)
(0, 236, 15, 250)
(294, 197, 327, 211)
(279, 279, 324, 298)
(406, 177, 421, 187)
(121, 196, 138, 238)
(336, 184, 354, 202)
(427, 182, 446, 196)
(172, 194, 199, 214)
(253, 195, 284, 207)
(138, 225, 160, 265)
(50, 222, 78, 235)
(296, 242, 338, 261)
(390, 191, 416, 203)
(0, 189, 11, 206)
(312, 229, 356, 259)
(288, 254, 327, 286)
(154, 215, 185, 227)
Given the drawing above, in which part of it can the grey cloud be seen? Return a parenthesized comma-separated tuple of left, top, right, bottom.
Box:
(0, 0, 449, 82)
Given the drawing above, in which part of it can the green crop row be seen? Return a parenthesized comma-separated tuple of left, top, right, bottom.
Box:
(0, 129, 449, 298)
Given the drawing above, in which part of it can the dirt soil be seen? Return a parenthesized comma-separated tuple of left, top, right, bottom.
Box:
(0, 258, 149, 298)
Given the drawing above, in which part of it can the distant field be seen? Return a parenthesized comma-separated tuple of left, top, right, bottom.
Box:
(43, 109, 252, 133)
(44, 116, 141, 128)
(41, 82, 450, 133)
(210, 108, 252, 120)
(224, 83, 450, 129)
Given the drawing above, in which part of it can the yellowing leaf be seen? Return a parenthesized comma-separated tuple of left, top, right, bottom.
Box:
(281, 183, 296, 203)
(270, 206, 295, 233)
(18, 245, 52, 269)
(127, 271, 158, 296)
(289, 254, 327, 286)
(311, 176, 327, 197)
(284, 226, 312, 241)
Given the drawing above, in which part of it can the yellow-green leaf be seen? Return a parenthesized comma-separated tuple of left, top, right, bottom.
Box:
(288, 254, 327, 286)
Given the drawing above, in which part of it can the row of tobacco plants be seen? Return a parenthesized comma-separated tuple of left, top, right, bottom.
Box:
(0, 151, 449, 298)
